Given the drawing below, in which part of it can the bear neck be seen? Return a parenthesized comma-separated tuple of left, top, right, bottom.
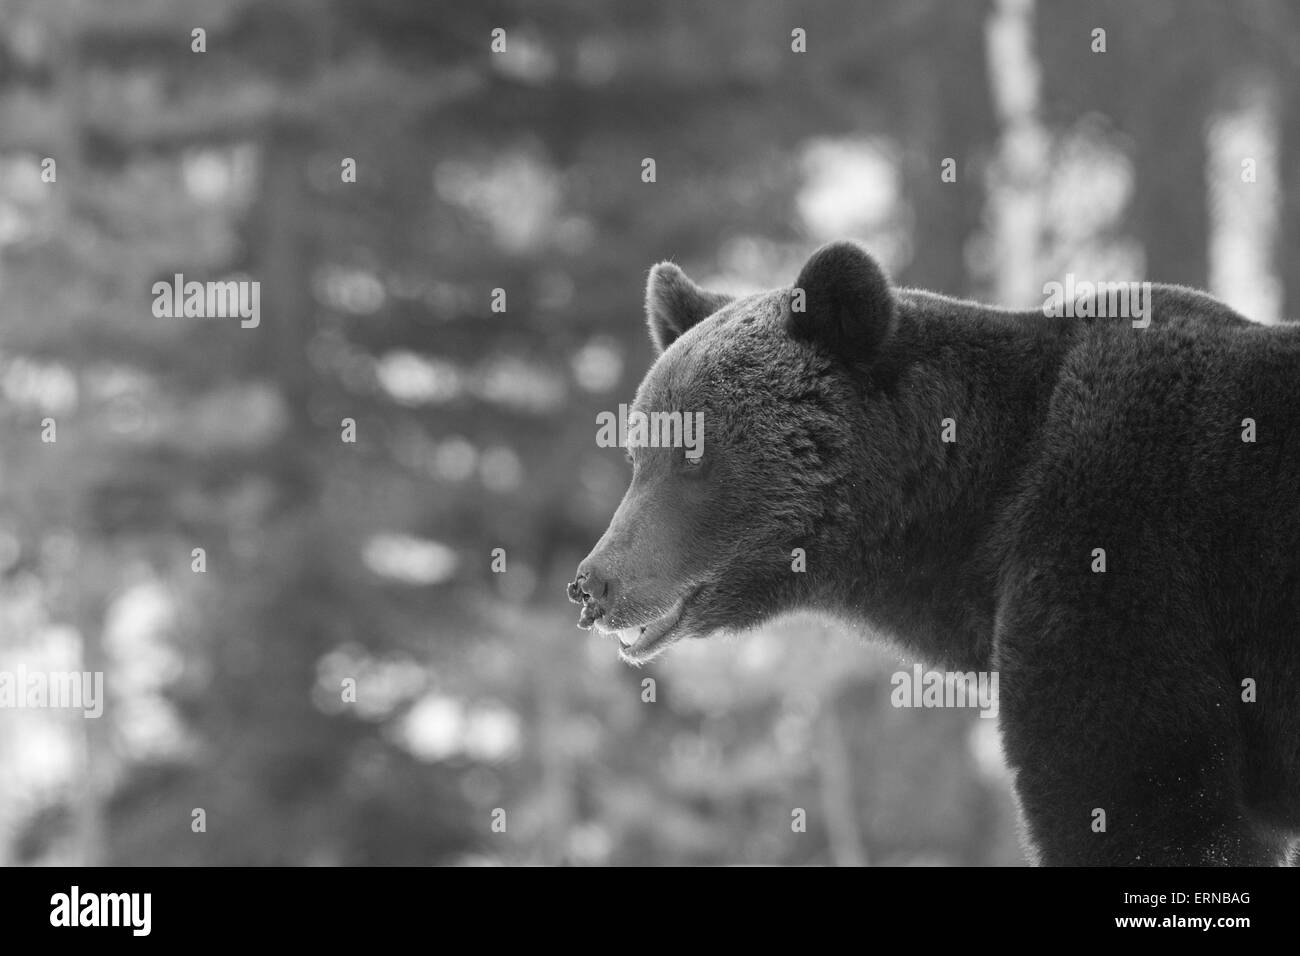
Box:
(831, 290, 1072, 671)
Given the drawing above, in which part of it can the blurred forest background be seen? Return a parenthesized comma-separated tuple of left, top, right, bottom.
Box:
(0, 0, 1296, 865)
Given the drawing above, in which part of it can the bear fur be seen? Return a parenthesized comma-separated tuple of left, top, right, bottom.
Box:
(570, 240, 1300, 866)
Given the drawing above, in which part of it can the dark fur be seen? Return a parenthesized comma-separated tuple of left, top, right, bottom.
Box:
(574, 241, 1300, 865)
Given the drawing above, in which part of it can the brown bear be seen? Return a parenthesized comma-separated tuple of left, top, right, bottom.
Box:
(569, 240, 1300, 866)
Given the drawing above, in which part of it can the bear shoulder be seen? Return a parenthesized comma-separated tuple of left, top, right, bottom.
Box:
(1145, 283, 1253, 329)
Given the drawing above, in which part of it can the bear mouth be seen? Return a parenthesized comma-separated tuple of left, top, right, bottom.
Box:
(596, 592, 692, 665)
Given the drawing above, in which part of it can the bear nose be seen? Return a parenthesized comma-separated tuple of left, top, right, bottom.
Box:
(568, 564, 617, 629)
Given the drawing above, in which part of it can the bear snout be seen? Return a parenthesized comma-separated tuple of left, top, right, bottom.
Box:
(567, 565, 616, 629)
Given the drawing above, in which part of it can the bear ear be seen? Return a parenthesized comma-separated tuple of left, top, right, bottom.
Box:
(788, 241, 896, 358)
(645, 262, 733, 354)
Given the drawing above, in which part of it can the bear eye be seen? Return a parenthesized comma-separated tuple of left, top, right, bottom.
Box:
(624, 448, 634, 466)
(682, 452, 704, 469)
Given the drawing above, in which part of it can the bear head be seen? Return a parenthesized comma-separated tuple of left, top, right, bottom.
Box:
(569, 241, 911, 664)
